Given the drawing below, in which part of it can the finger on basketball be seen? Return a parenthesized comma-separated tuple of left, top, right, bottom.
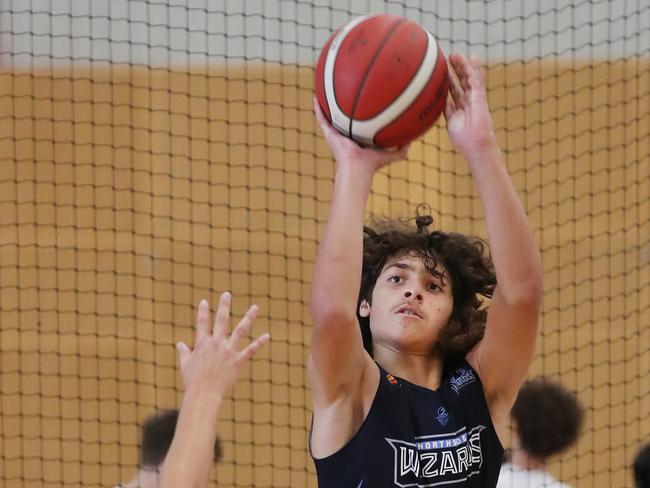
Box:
(450, 54, 471, 91)
(444, 98, 455, 120)
(468, 56, 487, 99)
(392, 144, 410, 161)
(313, 97, 335, 136)
(448, 72, 465, 109)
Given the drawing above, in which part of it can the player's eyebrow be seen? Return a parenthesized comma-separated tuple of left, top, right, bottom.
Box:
(384, 262, 414, 272)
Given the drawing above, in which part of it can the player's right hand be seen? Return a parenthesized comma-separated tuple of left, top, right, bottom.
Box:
(314, 97, 409, 173)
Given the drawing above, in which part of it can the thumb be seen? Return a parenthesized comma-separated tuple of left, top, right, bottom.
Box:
(176, 342, 191, 368)
(444, 98, 454, 121)
(393, 143, 410, 161)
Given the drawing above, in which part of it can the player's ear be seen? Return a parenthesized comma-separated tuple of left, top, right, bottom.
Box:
(359, 300, 371, 318)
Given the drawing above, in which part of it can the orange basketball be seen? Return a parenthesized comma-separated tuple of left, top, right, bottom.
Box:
(315, 14, 449, 148)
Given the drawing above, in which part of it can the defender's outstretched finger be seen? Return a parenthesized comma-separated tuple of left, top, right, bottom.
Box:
(229, 304, 259, 347)
(239, 333, 271, 361)
(195, 299, 211, 343)
(213, 292, 231, 338)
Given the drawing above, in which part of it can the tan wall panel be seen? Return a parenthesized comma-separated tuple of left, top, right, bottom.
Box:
(1, 60, 648, 487)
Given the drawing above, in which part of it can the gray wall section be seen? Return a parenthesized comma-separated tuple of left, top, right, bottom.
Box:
(0, 0, 648, 66)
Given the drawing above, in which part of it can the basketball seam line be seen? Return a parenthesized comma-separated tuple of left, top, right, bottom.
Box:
(348, 18, 406, 142)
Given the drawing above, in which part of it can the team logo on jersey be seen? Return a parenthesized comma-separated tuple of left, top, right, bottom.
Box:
(449, 367, 475, 394)
(435, 407, 449, 426)
(385, 425, 486, 487)
(386, 373, 399, 385)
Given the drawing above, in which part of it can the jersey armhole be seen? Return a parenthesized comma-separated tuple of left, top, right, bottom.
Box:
(309, 361, 382, 461)
(458, 358, 505, 452)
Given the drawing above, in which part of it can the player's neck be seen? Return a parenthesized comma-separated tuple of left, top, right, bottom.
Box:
(510, 446, 546, 471)
(374, 346, 444, 390)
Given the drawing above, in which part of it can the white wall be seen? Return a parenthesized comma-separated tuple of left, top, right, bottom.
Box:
(0, 0, 648, 67)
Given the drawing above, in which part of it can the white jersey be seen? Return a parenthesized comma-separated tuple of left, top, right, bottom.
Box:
(497, 463, 573, 488)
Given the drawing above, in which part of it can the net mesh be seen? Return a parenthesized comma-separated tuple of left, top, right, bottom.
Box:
(0, 1, 648, 487)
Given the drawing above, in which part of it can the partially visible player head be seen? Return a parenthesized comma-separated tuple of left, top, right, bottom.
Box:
(357, 204, 496, 360)
(634, 443, 650, 488)
(140, 409, 222, 469)
(511, 378, 583, 460)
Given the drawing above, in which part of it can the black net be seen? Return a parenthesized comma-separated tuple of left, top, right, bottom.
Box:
(0, 1, 648, 487)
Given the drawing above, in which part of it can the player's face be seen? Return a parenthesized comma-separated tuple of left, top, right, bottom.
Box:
(360, 253, 453, 355)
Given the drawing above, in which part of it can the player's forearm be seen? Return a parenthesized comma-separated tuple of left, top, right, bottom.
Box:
(310, 162, 374, 325)
(465, 141, 543, 304)
(159, 389, 222, 488)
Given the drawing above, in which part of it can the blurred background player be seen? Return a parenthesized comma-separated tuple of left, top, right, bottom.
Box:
(115, 409, 222, 488)
(497, 378, 584, 488)
(634, 443, 650, 488)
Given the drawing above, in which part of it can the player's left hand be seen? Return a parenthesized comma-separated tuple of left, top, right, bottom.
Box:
(444, 54, 498, 157)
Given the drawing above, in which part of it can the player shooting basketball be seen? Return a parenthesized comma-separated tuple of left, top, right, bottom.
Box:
(308, 53, 543, 488)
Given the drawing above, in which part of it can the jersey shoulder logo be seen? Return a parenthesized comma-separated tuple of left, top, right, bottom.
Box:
(386, 372, 399, 385)
(448, 367, 475, 394)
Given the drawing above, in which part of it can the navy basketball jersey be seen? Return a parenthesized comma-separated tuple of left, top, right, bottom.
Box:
(312, 360, 504, 487)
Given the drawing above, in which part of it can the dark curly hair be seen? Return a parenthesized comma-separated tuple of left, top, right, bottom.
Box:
(357, 203, 496, 360)
(140, 409, 222, 468)
(511, 378, 584, 459)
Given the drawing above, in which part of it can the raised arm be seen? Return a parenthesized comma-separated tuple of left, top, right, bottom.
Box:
(446, 55, 543, 419)
(159, 294, 269, 488)
(309, 100, 407, 453)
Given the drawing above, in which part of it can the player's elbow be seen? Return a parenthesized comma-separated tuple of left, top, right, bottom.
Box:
(310, 299, 357, 332)
(523, 280, 543, 311)
(310, 286, 357, 328)
(511, 275, 543, 311)
(499, 267, 543, 311)
(525, 263, 544, 304)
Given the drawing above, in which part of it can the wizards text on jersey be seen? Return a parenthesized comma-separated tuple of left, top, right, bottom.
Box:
(385, 425, 486, 487)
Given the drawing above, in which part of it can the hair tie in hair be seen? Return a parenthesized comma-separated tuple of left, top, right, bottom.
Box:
(415, 203, 434, 233)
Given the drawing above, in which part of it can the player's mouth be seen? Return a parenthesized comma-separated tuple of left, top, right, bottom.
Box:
(395, 305, 423, 319)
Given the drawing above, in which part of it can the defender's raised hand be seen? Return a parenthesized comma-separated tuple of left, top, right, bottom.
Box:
(176, 293, 270, 402)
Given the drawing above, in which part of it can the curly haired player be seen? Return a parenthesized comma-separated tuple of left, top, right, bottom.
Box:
(309, 54, 543, 487)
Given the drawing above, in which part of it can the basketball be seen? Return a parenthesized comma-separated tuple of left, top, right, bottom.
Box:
(315, 14, 449, 148)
